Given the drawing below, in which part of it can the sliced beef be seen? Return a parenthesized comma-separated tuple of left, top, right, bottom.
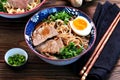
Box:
(32, 23, 58, 46)
(36, 37, 64, 54)
(8, 0, 28, 9)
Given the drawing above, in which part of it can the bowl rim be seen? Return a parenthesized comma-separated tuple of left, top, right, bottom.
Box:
(24, 6, 97, 61)
(0, 0, 46, 16)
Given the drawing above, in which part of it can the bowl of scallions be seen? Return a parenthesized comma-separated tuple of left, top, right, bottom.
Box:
(4, 48, 28, 67)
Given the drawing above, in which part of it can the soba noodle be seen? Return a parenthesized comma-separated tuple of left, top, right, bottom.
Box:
(55, 19, 89, 49)
(32, 11, 90, 59)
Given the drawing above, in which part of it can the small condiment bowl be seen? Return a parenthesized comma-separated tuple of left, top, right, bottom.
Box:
(4, 48, 28, 67)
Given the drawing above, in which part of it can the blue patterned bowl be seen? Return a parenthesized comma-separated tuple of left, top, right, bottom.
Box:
(24, 6, 96, 66)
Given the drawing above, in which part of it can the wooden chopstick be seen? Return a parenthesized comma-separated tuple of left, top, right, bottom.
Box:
(80, 12, 120, 75)
(80, 12, 120, 80)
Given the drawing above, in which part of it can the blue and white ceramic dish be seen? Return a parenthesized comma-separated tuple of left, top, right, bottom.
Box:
(24, 6, 96, 66)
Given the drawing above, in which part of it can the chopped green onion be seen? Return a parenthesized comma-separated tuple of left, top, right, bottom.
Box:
(44, 11, 72, 24)
(0, 0, 7, 12)
(1, 0, 7, 3)
(8, 54, 26, 66)
(59, 42, 83, 59)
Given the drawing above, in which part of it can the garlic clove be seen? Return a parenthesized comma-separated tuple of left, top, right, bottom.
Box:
(69, 0, 83, 7)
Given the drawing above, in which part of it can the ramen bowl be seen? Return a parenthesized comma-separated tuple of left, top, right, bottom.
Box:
(0, 0, 46, 18)
(24, 6, 96, 66)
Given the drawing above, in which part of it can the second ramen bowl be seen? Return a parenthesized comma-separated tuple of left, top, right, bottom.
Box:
(24, 6, 96, 66)
(0, 0, 46, 18)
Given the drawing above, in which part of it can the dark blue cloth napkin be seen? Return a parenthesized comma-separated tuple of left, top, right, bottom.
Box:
(71, 1, 120, 80)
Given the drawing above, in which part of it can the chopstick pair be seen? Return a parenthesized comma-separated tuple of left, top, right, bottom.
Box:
(80, 12, 120, 80)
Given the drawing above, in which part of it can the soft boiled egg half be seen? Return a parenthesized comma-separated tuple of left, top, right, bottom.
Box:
(69, 16, 92, 36)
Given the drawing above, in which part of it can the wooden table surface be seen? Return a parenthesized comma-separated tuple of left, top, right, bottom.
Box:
(0, 0, 120, 80)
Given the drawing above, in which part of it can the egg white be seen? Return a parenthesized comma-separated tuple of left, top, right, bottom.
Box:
(69, 16, 92, 36)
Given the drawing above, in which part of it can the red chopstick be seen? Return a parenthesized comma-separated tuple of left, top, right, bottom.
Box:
(80, 12, 120, 80)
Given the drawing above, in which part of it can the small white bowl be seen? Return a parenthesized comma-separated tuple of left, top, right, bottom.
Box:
(4, 48, 28, 67)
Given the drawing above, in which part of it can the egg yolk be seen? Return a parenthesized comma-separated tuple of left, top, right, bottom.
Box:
(73, 18, 87, 30)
